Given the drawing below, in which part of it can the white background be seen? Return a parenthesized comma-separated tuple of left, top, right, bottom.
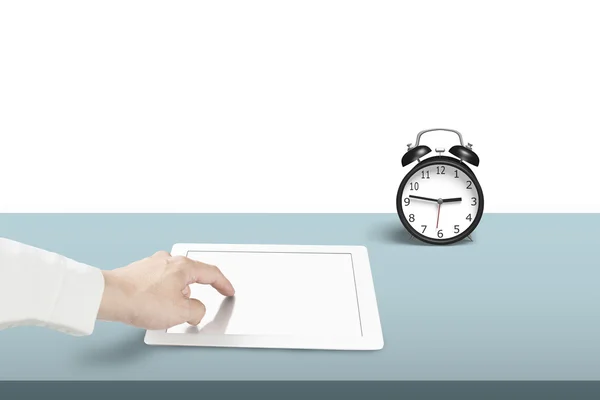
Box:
(1, 1, 599, 213)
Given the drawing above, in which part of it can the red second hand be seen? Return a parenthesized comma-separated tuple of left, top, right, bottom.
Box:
(436, 203, 441, 229)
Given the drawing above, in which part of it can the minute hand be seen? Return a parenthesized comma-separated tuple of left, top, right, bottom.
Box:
(408, 195, 438, 202)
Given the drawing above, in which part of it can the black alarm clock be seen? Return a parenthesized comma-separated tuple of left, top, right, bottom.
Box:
(396, 128, 484, 245)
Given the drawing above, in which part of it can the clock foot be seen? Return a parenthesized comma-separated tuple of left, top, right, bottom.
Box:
(467, 235, 473, 242)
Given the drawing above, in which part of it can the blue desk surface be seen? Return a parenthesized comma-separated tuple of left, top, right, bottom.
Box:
(0, 213, 599, 380)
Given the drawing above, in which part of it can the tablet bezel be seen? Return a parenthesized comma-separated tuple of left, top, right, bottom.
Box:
(143, 243, 384, 351)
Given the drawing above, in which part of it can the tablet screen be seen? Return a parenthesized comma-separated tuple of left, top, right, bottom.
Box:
(166, 251, 363, 338)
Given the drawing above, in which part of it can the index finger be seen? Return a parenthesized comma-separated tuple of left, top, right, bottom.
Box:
(180, 258, 235, 296)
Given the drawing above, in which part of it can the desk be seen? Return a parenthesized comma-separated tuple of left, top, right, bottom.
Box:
(0, 213, 599, 380)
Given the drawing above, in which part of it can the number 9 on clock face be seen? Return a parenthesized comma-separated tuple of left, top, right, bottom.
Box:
(396, 159, 484, 245)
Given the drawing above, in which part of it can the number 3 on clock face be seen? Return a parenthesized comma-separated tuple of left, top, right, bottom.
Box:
(396, 160, 484, 245)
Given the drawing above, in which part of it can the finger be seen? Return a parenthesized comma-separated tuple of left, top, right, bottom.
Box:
(182, 285, 191, 298)
(181, 259, 235, 296)
(185, 298, 206, 326)
(152, 250, 171, 259)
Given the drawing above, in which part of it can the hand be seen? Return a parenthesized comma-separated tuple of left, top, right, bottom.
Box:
(97, 251, 235, 330)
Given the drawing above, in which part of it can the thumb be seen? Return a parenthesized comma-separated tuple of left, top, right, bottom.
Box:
(185, 298, 207, 326)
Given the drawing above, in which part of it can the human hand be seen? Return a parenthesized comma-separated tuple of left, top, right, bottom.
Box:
(97, 251, 235, 330)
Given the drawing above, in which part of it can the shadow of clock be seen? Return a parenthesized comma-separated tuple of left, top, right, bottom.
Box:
(371, 220, 475, 247)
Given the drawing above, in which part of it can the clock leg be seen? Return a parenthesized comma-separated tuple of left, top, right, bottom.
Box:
(467, 235, 473, 242)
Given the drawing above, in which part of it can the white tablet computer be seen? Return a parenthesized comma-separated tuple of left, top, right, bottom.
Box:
(144, 243, 384, 351)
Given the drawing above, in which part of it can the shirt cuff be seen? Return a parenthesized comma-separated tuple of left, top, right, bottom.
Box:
(45, 257, 106, 336)
(0, 237, 106, 336)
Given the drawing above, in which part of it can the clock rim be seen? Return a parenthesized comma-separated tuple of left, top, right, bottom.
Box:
(396, 156, 485, 245)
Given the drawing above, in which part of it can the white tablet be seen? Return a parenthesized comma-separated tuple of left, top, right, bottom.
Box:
(144, 243, 384, 351)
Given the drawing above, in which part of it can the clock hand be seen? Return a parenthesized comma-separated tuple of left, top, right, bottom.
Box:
(409, 195, 438, 203)
(441, 197, 462, 203)
(410, 195, 461, 205)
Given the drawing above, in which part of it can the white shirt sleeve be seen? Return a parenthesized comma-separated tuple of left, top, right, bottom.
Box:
(0, 237, 105, 336)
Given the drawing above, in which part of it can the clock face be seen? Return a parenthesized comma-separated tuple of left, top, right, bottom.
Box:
(397, 159, 483, 244)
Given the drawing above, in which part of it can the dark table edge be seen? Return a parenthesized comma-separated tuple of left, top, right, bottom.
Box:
(2, 381, 600, 400)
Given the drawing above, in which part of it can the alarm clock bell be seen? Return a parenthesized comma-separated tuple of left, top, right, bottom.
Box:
(449, 144, 480, 166)
(401, 145, 431, 167)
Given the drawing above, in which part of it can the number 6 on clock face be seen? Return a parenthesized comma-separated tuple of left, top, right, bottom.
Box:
(396, 158, 484, 245)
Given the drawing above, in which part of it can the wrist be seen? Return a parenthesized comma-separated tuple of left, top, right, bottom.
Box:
(98, 269, 132, 324)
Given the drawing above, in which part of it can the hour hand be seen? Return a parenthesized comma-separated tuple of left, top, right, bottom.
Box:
(441, 197, 462, 203)
(409, 195, 439, 202)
